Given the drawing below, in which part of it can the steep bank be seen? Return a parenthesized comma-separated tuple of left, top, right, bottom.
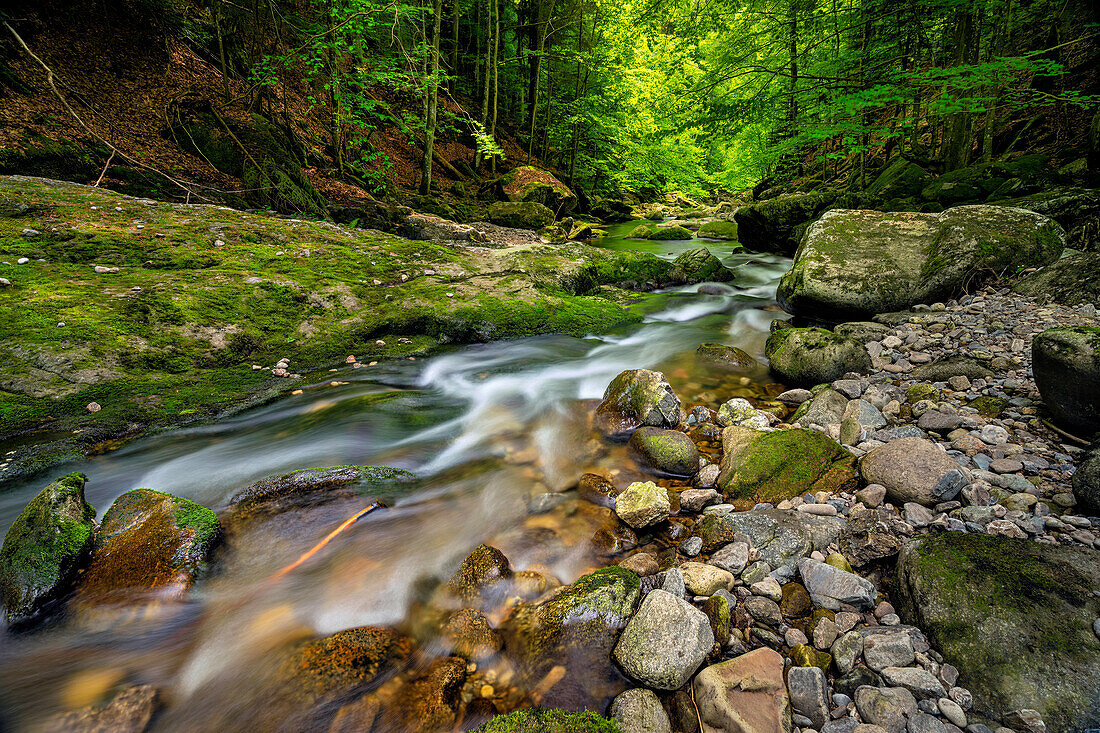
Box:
(0, 176, 675, 480)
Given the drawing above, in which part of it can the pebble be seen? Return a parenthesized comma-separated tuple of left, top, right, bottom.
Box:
(16, 257, 28, 264)
(86, 402, 101, 413)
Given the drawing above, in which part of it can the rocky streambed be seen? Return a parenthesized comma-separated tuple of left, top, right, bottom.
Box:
(1, 190, 1099, 733)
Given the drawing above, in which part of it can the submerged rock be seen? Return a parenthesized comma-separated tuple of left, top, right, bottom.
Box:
(501, 566, 640, 709)
(46, 684, 159, 733)
(696, 343, 756, 372)
(282, 625, 414, 702)
(0, 472, 96, 626)
(693, 648, 791, 733)
(446, 544, 513, 608)
(718, 425, 859, 504)
(70, 488, 220, 616)
(225, 465, 416, 524)
(594, 369, 682, 439)
(1031, 326, 1100, 434)
(894, 533, 1100, 733)
(765, 327, 871, 386)
(629, 427, 699, 476)
(777, 205, 1065, 320)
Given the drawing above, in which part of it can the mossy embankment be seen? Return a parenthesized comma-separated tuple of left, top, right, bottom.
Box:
(0, 176, 672, 480)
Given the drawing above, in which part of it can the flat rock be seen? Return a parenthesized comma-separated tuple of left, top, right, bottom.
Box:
(693, 648, 791, 733)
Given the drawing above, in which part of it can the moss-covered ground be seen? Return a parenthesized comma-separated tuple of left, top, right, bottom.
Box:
(0, 176, 672, 481)
(473, 709, 622, 732)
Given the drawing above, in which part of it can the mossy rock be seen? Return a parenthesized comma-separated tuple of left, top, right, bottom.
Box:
(717, 425, 859, 503)
(734, 193, 831, 255)
(702, 593, 732, 648)
(1031, 326, 1100, 434)
(906, 383, 940, 404)
(0, 472, 96, 626)
(593, 369, 682, 440)
(863, 157, 935, 201)
(1013, 251, 1100, 306)
(696, 342, 755, 371)
(780, 582, 812, 618)
(968, 395, 1007, 419)
(69, 489, 220, 615)
(629, 427, 699, 477)
(764, 327, 871, 387)
(225, 465, 417, 524)
(500, 566, 640, 710)
(894, 532, 1100, 733)
(696, 514, 738, 553)
(489, 201, 555, 229)
(474, 709, 622, 732)
(281, 625, 413, 701)
(697, 219, 739, 240)
(498, 166, 578, 216)
(669, 247, 734, 283)
(650, 225, 693, 241)
(628, 224, 654, 239)
(446, 544, 513, 607)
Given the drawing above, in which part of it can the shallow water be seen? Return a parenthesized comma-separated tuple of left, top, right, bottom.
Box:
(0, 232, 790, 731)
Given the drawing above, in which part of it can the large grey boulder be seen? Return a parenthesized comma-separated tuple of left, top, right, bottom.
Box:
(859, 436, 968, 506)
(894, 533, 1100, 733)
(718, 508, 843, 569)
(1032, 327, 1100, 435)
(777, 206, 1065, 320)
(594, 369, 682, 439)
(765, 327, 872, 386)
(613, 589, 713, 690)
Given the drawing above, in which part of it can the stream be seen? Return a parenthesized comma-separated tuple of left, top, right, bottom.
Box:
(0, 227, 790, 731)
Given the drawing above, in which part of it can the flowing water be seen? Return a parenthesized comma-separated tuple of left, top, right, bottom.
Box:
(0, 229, 790, 731)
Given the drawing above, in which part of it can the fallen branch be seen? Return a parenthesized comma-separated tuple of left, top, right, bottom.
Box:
(93, 149, 116, 187)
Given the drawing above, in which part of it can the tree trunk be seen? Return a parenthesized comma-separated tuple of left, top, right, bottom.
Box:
(421, 0, 444, 194)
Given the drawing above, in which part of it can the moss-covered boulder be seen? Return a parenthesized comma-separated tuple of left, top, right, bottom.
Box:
(226, 465, 416, 525)
(998, 188, 1100, 252)
(696, 343, 756, 372)
(69, 489, 220, 616)
(734, 193, 831, 255)
(864, 157, 935, 202)
(628, 224, 654, 239)
(593, 369, 682, 439)
(777, 206, 1066, 320)
(894, 533, 1100, 733)
(1013, 251, 1100, 306)
(697, 219, 740, 240)
(650, 224, 693, 241)
(474, 709, 622, 732)
(668, 247, 734, 282)
(764, 327, 871, 386)
(446, 544, 513, 608)
(498, 166, 578, 216)
(717, 426, 859, 503)
(629, 427, 699, 477)
(282, 625, 413, 702)
(501, 566, 640, 710)
(489, 201, 556, 229)
(1032, 327, 1100, 434)
(0, 472, 96, 626)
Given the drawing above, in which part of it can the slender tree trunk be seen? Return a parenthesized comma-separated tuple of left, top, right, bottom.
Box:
(421, 0, 443, 194)
(213, 0, 231, 102)
(326, 0, 343, 173)
(490, 0, 500, 174)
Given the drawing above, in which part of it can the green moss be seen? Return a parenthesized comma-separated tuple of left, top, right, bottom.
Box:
(474, 709, 622, 733)
(718, 427, 858, 503)
(650, 225, 692, 241)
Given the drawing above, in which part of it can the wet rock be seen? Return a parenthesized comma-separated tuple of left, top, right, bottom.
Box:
(283, 626, 413, 701)
(838, 508, 908, 567)
(503, 566, 640, 708)
(671, 248, 735, 283)
(226, 465, 415, 523)
(1031, 326, 1100, 433)
(579, 473, 619, 508)
(854, 686, 918, 733)
(594, 369, 682, 439)
(439, 608, 501, 661)
(0, 472, 96, 626)
(47, 684, 159, 733)
(615, 481, 671, 529)
(790, 642, 832, 672)
(629, 427, 700, 476)
(614, 589, 713, 690)
(619, 552, 659, 576)
(703, 593, 732, 648)
(780, 581, 813, 618)
(446, 544, 513, 607)
(860, 437, 968, 506)
(693, 648, 791, 733)
(765, 327, 872, 386)
(696, 342, 755, 371)
(798, 557, 876, 610)
(788, 665, 830, 728)
(390, 656, 467, 733)
(611, 688, 673, 733)
(777, 206, 1064, 320)
(894, 533, 1100, 733)
(718, 426, 859, 504)
(70, 489, 220, 616)
(696, 514, 739, 553)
